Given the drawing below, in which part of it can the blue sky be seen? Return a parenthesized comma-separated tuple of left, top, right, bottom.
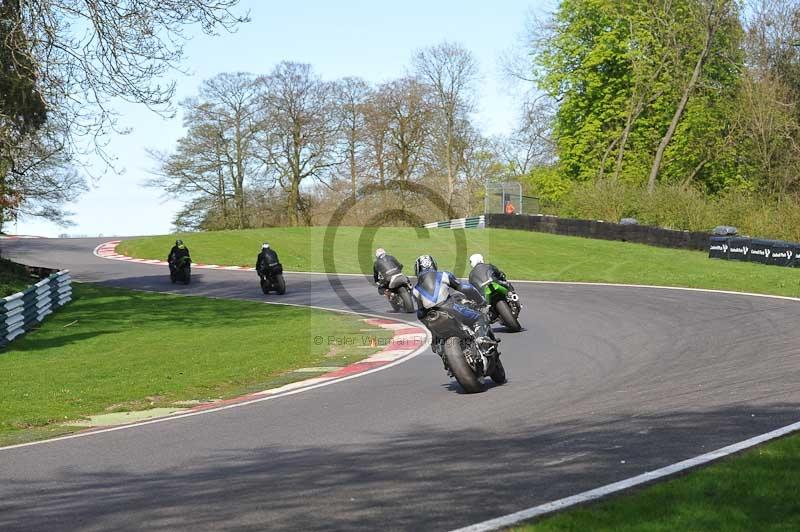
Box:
(16, 0, 552, 237)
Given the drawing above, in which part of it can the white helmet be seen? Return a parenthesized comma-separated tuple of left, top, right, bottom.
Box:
(262, 242, 270, 249)
(469, 253, 484, 268)
(375, 248, 386, 259)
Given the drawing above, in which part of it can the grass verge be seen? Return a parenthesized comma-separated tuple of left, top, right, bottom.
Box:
(119, 227, 800, 298)
(0, 283, 392, 447)
(514, 432, 800, 531)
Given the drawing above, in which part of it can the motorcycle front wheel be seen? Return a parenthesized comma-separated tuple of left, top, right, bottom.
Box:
(490, 358, 507, 384)
(444, 337, 484, 394)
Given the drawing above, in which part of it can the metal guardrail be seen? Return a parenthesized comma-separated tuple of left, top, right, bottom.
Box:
(0, 270, 72, 349)
(423, 215, 486, 229)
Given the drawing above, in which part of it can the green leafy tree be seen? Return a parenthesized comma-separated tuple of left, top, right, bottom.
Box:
(533, 0, 742, 191)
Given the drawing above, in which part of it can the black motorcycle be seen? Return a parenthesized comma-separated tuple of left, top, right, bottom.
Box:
(483, 279, 522, 332)
(259, 263, 286, 295)
(170, 256, 191, 285)
(422, 296, 506, 393)
(382, 272, 415, 313)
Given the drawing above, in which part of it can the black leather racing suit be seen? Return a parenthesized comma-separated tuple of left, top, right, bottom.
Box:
(168, 245, 190, 275)
(256, 248, 281, 277)
(373, 254, 403, 294)
(468, 263, 508, 293)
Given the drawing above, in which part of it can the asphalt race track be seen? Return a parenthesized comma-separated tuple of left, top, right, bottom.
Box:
(2, 237, 800, 531)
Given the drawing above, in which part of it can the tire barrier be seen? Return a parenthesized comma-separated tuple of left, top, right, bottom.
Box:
(0, 270, 72, 350)
(708, 237, 800, 268)
(422, 215, 485, 229)
(484, 214, 710, 251)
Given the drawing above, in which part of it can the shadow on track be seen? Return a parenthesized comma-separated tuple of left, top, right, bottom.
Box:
(2, 404, 798, 532)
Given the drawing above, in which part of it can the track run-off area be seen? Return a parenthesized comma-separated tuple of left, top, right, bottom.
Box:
(2, 237, 800, 531)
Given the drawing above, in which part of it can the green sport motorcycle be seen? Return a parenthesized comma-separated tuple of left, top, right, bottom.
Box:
(483, 280, 522, 332)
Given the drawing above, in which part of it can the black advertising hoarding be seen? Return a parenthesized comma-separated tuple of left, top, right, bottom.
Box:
(727, 238, 751, 261)
(708, 237, 729, 259)
(748, 239, 773, 264)
(767, 242, 793, 267)
(708, 236, 800, 269)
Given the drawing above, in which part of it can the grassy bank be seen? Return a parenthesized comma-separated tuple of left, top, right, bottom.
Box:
(0, 257, 34, 297)
(119, 227, 800, 298)
(0, 283, 391, 446)
(515, 432, 800, 531)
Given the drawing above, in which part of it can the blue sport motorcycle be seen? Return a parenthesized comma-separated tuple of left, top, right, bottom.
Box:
(421, 295, 506, 393)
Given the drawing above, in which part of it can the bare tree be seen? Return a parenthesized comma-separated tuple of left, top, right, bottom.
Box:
(149, 117, 235, 230)
(362, 93, 391, 189)
(199, 73, 262, 227)
(459, 130, 506, 215)
(258, 62, 340, 226)
(333, 77, 372, 202)
(413, 42, 478, 205)
(498, 96, 556, 177)
(377, 77, 433, 181)
(148, 72, 261, 229)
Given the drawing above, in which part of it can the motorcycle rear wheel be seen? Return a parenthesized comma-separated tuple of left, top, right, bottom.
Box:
(398, 285, 415, 313)
(444, 338, 484, 394)
(496, 300, 521, 332)
(275, 274, 286, 295)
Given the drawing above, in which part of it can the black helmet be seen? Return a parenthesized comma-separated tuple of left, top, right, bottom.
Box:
(175, 239, 183, 246)
(414, 255, 437, 276)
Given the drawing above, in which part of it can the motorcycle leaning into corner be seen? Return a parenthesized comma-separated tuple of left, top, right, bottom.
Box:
(374, 248, 414, 313)
(381, 272, 415, 313)
(483, 279, 522, 332)
(468, 254, 522, 332)
(413, 255, 506, 394)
